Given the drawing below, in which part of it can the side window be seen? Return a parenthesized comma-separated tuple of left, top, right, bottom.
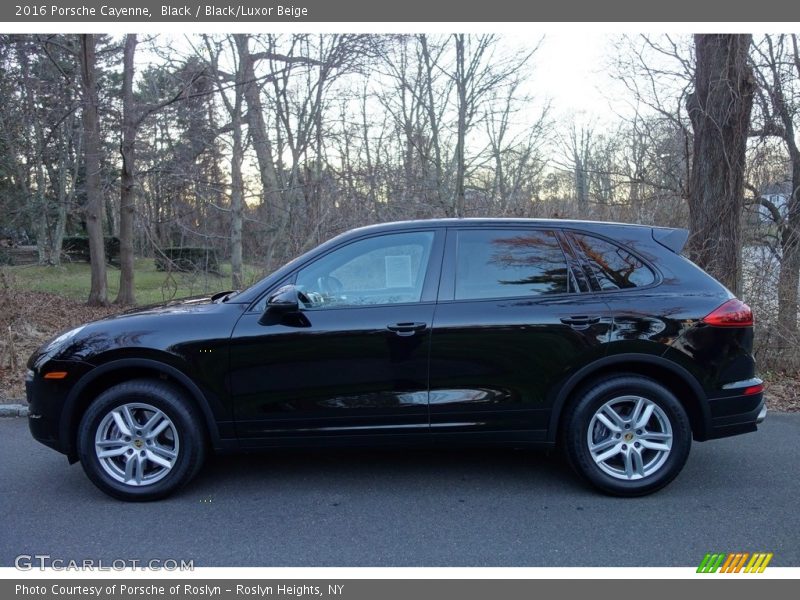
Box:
(571, 233, 655, 290)
(295, 231, 434, 309)
(454, 229, 570, 300)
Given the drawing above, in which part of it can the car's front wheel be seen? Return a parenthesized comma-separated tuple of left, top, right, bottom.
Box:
(77, 379, 206, 501)
(562, 375, 691, 496)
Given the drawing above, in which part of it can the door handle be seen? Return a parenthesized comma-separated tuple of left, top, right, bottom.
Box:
(560, 315, 601, 328)
(387, 322, 428, 336)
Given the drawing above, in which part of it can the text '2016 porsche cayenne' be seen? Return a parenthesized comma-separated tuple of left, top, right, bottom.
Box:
(26, 219, 766, 500)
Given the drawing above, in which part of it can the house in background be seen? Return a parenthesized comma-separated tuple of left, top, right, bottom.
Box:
(757, 181, 792, 224)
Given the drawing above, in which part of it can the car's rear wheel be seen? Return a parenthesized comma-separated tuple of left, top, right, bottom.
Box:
(562, 375, 691, 496)
(77, 379, 205, 501)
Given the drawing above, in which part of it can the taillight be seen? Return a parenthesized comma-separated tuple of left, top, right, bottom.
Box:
(702, 299, 753, 327)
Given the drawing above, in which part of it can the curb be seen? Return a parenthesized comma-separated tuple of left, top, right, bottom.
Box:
(0, 404, 29, 418)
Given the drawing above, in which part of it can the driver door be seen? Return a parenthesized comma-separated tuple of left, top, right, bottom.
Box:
(230, 229, 443, 445)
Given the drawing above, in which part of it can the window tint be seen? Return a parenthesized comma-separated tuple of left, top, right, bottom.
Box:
(572, 233, 655, 290)
(296, 231, 434, 309)
(455, 230, 569, 300)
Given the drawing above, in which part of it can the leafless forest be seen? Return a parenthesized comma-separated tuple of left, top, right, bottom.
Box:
(0, 33, 799, 375)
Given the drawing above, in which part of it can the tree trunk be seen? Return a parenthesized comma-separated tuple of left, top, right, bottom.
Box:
(769, 35, 800, 334)
(32, 179, 48, 265)
(17, 39, 50, 265)
(228, 57, 245, 291)
(233, 35, 281, 219)
(79, 34, 108, 306)
(418, 35, 445, 213)
(568, 124, 592, 216)
(49, 139, 70, 266)
(116, 34, 137, 305)
(685, 34, 754, 295)
(453, 34, 467, 217)
(230, 115, 244, 290)
(777, 167, 800, 333)
(575, 155, 589, 214)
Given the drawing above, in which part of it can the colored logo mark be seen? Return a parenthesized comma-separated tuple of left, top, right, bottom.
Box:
(697, 552, 773, 573)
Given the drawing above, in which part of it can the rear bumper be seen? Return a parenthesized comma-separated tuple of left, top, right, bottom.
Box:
(756, 403, 767, 424)
(702, 388, 766, 441)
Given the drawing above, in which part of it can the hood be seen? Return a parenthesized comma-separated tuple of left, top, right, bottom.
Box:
(113, 291, 232, 318)
(28, 291, 240, 369)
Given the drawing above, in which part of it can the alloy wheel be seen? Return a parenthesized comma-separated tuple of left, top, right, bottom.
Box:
(94, 403, 180, 486)
(586, 395, 673, 481)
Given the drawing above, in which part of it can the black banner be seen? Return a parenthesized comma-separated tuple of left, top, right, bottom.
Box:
(4, 579, 796, 600)
(3, 0, 800, 23)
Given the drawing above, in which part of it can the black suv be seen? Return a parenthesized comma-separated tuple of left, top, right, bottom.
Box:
(26, 219, 765, 500)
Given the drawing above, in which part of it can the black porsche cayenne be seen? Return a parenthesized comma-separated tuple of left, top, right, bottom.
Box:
(26, 219, 766, 500)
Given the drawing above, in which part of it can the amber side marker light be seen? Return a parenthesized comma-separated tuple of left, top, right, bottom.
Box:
(43, 371, 68, 380)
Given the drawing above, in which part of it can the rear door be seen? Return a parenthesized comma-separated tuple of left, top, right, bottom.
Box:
(427, 226, 613, 442)
(564, 229, 665, 348)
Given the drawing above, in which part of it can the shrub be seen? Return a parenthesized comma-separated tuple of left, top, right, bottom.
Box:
(155, 247, 219, 273)
(63, 237, 120, 264)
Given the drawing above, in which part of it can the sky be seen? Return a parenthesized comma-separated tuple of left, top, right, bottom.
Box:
(535, 33, 619, 119)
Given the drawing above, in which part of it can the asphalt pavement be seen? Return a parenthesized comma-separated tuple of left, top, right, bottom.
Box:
(1, 413, 798, 567)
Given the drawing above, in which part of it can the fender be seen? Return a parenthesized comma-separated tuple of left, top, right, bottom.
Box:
(546, 352, 710, 443)
(59, 358, 235, 460)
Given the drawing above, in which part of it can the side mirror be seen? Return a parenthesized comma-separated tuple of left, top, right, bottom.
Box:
(266, 284, 300, 313)
(260, 285, 311, 327)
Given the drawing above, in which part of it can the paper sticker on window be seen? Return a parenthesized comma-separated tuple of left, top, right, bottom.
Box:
(385, 255, 413, 288)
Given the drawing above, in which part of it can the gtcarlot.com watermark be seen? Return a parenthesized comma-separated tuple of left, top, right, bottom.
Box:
(15, 554, 194, 571)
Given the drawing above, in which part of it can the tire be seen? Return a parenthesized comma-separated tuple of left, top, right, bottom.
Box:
(77, 379, 206, 501)
(561, 375, 691, 497)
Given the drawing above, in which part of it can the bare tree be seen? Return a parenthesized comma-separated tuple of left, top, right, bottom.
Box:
(417, 35, 450, 212)
(610, 35, 695, 223)
(483, 79, 550, 215)
(78, 34, 108, 306)
(449, 35, 537, 216)
(203, 35, 246, 289)
(686, 34, 755, 294)
(232, 34, 281, 220)
(751, 34, 800, 333)
(5, 36, 81, 266)
(564, 121, 595, 214)
(14, 37, 50, 263)
(376, 35, 442, 215)
(117, 35, 204, 304)
(117, 34, 138, 305)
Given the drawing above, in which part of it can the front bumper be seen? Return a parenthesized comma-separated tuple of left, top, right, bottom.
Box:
(26, 372, 67, 453)
(26, 360, 93, 455)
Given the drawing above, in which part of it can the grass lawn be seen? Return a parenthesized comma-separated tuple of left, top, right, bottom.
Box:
(2, 258, 266, 305)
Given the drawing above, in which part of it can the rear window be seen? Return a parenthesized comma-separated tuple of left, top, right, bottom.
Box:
(571, 233, 655, 290)
(455, 229, 570, 300)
